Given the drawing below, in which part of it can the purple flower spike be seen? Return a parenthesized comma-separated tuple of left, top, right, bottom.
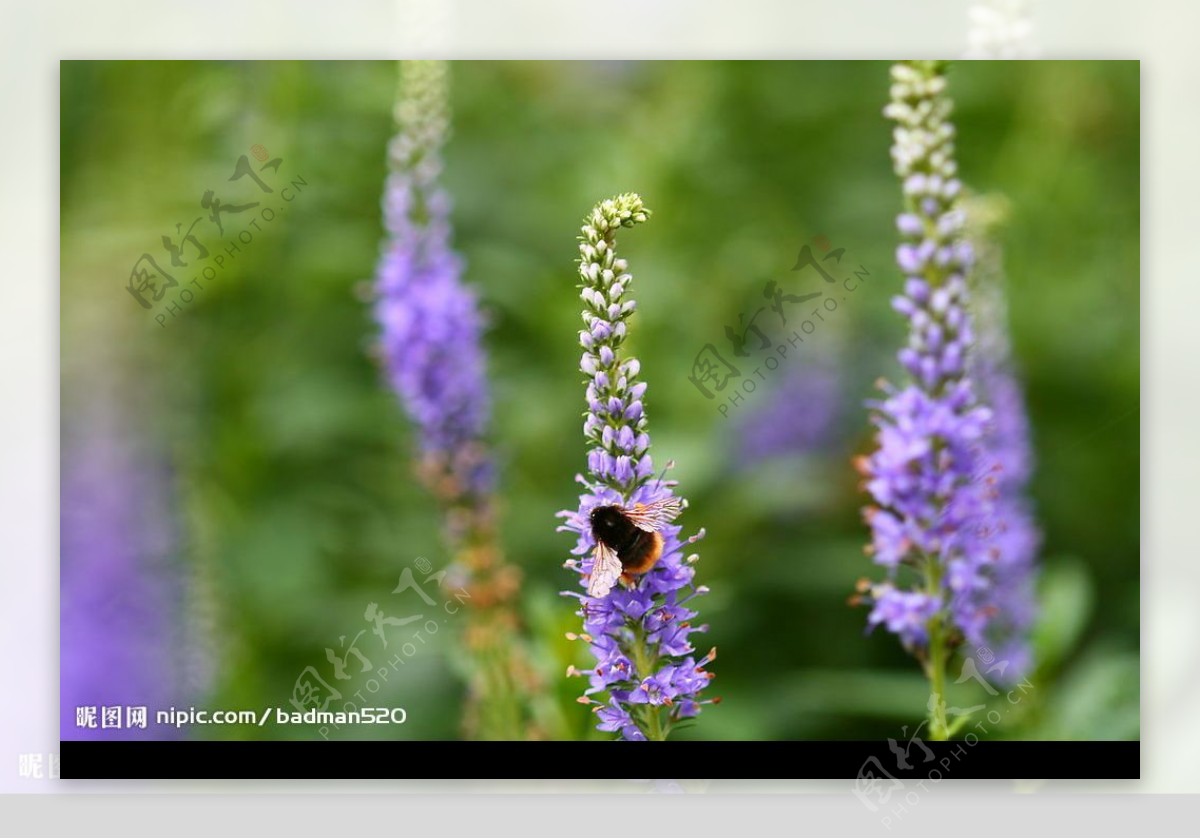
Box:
(558, 194, 715, 741)
(374, 60, 491, 499)
(860, 61, 1039, 737)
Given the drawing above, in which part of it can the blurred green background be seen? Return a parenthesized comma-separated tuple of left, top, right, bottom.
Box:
(60, 61, 1139, 741)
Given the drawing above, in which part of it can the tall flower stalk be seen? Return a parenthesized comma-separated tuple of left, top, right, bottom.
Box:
(558, 194, 716, 741)
(856, 61, 997, 740)
(373, 60, 537, 740)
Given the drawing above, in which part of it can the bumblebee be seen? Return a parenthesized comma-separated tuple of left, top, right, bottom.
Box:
(586, 496, 685, 597)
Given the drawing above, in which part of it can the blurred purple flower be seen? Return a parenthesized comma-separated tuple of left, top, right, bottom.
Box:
(557, 194, 715, 741)
(61, 414, 186, 741)
(968, 200, 1041, 683)
(374, 60, 491, 498)
(736, 357, 843, 464)
(372, 62, 540, 740)
(867, 586, 942, 648)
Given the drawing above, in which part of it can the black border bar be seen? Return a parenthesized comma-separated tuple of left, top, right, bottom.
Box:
(60, 740, 1139, 780)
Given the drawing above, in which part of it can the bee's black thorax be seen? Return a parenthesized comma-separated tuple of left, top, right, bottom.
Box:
(589, 505, 643, 554)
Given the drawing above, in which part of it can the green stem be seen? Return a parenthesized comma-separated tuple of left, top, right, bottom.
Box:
(628, 624, 667, 741)
(477, 637, 523, 741)
(451, 504, 536, 741)
(925, 554, 950, 741)
(643, 705, 665, 741)
(927, 620, 949, 741)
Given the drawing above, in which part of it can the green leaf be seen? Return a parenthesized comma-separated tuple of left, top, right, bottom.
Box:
(1031, 556, 1094, 671)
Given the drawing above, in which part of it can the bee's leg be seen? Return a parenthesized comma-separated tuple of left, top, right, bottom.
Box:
(619, 572, 635, 588)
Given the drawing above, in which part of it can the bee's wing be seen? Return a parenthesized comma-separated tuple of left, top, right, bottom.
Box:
(624, 496, 686, 532)
(586, 541, 623, 598)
